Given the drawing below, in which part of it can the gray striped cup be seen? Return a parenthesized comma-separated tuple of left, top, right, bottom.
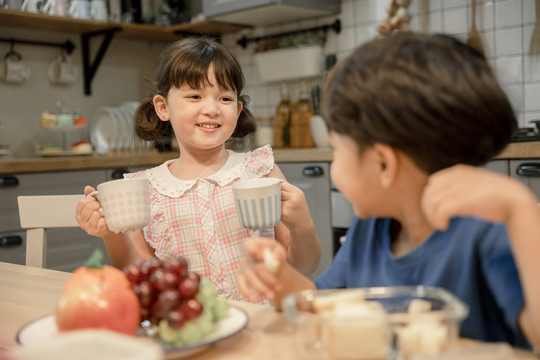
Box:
(232, 178, 282, 230)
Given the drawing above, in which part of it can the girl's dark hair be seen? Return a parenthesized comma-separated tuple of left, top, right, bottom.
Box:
(321, 32, 517, 174)
(134, 37, 255, 141)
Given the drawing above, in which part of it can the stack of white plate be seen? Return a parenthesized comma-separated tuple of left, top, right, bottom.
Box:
(90, 101, 151, 155)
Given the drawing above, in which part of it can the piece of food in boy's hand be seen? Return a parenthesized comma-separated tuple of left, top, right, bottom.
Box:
(262, 248, 279, 273)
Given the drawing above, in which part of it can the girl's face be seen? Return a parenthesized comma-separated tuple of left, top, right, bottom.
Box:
(329, 131, 382, 219)
(159, 64, 243, 152)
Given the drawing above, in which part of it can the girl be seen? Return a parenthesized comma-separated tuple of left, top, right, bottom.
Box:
(238, 33, 540, 349)
(76, 37, 321, 304)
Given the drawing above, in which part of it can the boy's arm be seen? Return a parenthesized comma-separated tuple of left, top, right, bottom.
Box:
(238, 237, 316, 308)
(268, 165, 322, 275)
(423, 164, 540, 349)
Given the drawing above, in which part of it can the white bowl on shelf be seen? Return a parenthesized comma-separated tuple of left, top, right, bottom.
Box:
(310, 115, 330, 148)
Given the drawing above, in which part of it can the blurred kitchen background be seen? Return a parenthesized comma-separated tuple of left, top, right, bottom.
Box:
(0, 0, 537, 158)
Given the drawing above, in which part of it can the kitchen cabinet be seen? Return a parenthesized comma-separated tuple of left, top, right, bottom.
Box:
(277, 162, 332, 280)
(483, 159, 510, 176)
(0, 170, 109, 271)
(510, 160, 540, 199)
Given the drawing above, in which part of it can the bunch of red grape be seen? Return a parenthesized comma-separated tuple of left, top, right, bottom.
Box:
(123, 257, 203, 330)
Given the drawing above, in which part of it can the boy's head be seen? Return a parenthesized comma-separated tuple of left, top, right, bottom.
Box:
(321, 33, 517, 174)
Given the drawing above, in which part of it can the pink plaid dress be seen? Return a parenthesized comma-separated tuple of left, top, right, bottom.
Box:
(126, 145, 275, 304)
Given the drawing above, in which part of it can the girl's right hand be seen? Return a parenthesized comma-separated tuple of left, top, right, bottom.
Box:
(75, 185, 112, 238)
(237, 237, 286, 303)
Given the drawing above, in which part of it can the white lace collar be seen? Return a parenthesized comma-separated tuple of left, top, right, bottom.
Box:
(146, 150, 251, 198)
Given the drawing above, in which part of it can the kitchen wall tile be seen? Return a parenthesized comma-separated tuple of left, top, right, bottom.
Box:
(356, 23, 377, 45)
(495, 0, 522, 28)
(443, 7, 467, 35)
(354, 0, 373, 24)
(524, 83, 540, 111)
(495, 56, 524, 84)
(340, 0, 355, 26)
(428, 0, 443, 12)
(337, 26, 356, 53)
(503, 83, 524, 114)
(495, 27, 523, 56)
(481, 30, 495, 58)
(524, 56, 540, 82)
(373, 0, 387, 21)
(523, 0, 536, 25)
(428, 11, 444, 33)
(443, 0, 466, 9)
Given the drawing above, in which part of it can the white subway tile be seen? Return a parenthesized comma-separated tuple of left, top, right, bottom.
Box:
(495, 56, 524, 84)
(355, 0, 373, 24)
(495, 27, 523, 56)
(443, 7, 467, 35)
(495, 0, 522, 28)
(524, 83, 540, 111)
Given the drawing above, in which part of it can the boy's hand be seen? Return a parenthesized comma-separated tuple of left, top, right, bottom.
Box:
(422, 164, 532, 230)
(76, 185, 112, 237)
(237, 237, 286, 302)
(280, 181, 313, 233)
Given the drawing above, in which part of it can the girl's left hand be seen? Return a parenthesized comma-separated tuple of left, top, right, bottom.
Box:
(280, 181, 313, 232)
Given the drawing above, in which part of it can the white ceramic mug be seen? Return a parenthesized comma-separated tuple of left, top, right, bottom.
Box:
(48, 54, 77, 85)
(89, 178, 151, 233)
(0, 58, 31, 84)
(232, 178, 282, 230)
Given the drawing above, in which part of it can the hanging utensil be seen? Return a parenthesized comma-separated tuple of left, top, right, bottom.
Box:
(421, 0, 428, 32)
(466, 0, 484, 55)
(529, 0, 540, 55)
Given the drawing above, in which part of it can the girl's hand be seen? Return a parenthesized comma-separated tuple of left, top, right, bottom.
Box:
(422, 164, 533, 230)
(237, 237, 286, 302)
(76, 185, 112, 237)
(280, 181, 313, 233)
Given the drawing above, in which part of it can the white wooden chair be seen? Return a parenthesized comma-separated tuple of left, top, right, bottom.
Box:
(17, 195, 84, 268)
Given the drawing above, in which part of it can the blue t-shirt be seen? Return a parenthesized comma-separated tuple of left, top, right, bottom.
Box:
(315, 216, 530, 348)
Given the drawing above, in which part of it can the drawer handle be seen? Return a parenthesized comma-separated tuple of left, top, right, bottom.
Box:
(0, 176, 19, 187)
(516, 163, 540, 177)
(0, 236, 22, 248)
(302, 166, 324, 177)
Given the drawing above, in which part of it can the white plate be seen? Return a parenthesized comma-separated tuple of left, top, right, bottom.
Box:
(16, 305, 248, 359)
(91, 107, 118, 155)
(117, 105, 134, 150)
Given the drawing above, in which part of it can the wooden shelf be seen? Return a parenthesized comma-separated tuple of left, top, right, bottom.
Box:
(0, 9, 251, 94)
(0, 9, 250, 42)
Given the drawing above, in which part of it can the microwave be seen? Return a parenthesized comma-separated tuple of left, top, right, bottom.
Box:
(202, 0, 341, 26)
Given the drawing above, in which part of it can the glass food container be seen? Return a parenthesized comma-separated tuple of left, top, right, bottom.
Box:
(282, 286, 469, 360)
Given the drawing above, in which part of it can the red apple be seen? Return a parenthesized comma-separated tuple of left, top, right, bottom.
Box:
(56, 265, 141, 336)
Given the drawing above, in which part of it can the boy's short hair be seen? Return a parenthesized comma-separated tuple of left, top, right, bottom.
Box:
(321, 33, 517, 174)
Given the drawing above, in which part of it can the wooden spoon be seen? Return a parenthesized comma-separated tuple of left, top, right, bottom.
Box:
(466, 0, 484, 55)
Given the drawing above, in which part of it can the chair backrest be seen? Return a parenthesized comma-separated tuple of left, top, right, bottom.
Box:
(17, 195, 84, 268)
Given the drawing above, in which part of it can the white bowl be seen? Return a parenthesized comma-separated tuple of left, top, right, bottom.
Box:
(310, 115, 330, 148)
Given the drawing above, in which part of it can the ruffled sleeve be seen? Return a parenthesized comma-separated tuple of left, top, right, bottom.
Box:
(243, 144, 275, 179)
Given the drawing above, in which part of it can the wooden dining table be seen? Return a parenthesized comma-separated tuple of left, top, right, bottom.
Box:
(0, 261, 538, 359)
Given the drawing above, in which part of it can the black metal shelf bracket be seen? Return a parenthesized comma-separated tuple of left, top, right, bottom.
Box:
(237, 18, 341, 49)
(81, 28, 121, 96)
(0, 37, 76, 54)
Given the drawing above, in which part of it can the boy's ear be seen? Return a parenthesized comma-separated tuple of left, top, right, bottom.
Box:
(153, 95, 169, 122)
(372, 143, 397, 188)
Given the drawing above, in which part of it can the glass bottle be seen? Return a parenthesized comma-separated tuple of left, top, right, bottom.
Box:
(274, 83, 292, 148)
(290, 81, 315, 148)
